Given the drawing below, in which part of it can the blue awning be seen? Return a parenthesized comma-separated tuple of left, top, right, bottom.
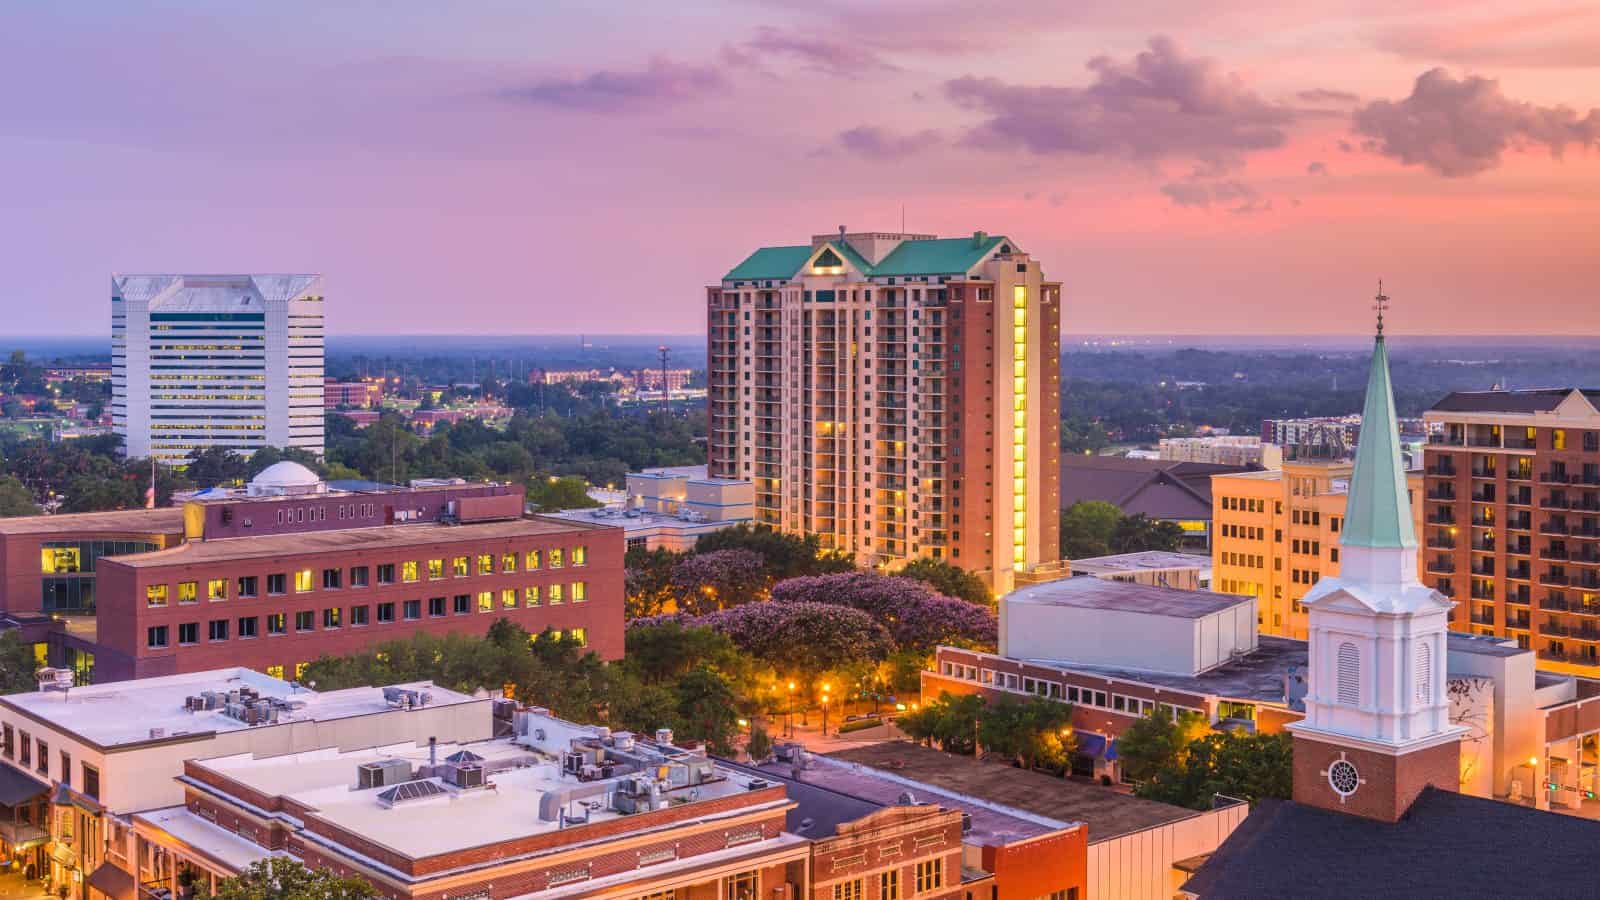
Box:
(1074, 731, 1109, 758)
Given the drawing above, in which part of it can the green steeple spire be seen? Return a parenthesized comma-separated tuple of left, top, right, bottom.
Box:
(1343, 285, 1416, 550)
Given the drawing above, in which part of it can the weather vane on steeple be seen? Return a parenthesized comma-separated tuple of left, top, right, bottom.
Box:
(1373, 280, 1390, 337)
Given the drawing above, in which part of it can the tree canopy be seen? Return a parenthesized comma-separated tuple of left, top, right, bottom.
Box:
(205, 859, 375, 899)
(1134, 730, 1293, 810)
(896, 558, 993, 607)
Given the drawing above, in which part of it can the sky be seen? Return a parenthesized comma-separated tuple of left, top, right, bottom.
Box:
(2, 1, 1598, 338)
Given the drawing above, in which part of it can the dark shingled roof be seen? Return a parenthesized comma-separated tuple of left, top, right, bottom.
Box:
(718, 760, 884, 837)
(1184, 788, 1600, 899)
(1059, 456, 1252, 518)
(828, 741, 1197, 842)
(1430, 388, 1600, 414)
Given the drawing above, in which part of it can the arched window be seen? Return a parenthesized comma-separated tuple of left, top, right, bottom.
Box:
(1416, 642, 1432, 704)
(1336, 642, 1360, 706)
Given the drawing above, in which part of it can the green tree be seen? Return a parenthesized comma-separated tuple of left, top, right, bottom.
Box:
(977, 694, 1074, 771)
(0, 475, 39, 517)
(59, 473, 138, 512)
(675, 666, 740, 755)
(1059, 500, 1121, 559)
(1136, 731, 1293, 810)
(746, 723, 774, 761)
(207, 858, 375, 899)
(526, 475, 599, 512)
(1110, 513, 1186, 554)
(0, 632, 39, 694)
(898, 692, 984, 755)
(624, 546, 683, 618)
(1115, 708, 1212, 783)
(898, 558, 993, 607)
(1060, 416, 1111, 454)
(184, 446, 250, 486)
(623, 622, 744, 685)
(694, 524, 854, 579)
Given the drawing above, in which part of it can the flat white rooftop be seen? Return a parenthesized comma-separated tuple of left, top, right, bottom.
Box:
(192, 737, 773, 859)
(1069, 551, 1213, 574)
(0, 668, 478, 748)
(1007, 577, 1244, 620)
(546, 507, 750, 535)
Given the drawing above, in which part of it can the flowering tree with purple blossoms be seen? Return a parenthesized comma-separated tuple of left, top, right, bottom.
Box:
(669, 548, 769, 614)
(630, 602, 893, 681)
(769, 572, 996, 651)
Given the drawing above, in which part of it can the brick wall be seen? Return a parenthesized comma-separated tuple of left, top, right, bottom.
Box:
(1292, 733, 1460, 823)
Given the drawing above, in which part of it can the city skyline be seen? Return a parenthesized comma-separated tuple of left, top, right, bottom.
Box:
(3, 2, 1598, 338)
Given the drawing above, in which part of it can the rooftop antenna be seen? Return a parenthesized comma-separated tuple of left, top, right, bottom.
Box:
(900, 204, 905, 233)
(1373, 280, 1390, 338)
(658, 344, 671, 416)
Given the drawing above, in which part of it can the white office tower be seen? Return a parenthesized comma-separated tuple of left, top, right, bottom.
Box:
(112, 274, 325, 465)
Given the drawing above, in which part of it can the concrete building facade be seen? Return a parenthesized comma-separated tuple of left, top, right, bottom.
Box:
(112, 274, 326, 464)
(709, 230, 1062, 593)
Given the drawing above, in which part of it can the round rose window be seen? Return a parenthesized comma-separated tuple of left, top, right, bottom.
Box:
(1328, 759, 1360, 797)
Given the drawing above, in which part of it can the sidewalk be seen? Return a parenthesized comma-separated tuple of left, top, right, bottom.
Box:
(0, 869, 52, 900)
(764, 717, 908, 754)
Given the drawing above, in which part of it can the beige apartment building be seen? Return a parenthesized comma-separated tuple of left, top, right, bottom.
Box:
(707, 230, 1062, 594)
(1210, 459, 1424, 638)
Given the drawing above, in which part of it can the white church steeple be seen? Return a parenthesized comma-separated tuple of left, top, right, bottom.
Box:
(1287, 288, 1465, 822)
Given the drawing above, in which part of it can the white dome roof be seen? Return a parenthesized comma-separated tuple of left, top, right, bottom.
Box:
(251, 461, 321, 488)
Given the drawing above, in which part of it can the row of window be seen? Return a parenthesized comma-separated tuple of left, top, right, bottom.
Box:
(829, 861, 943, 900)
(1219, 524, 1264, 541)
(1221, 552, 1264, 569)
(1218, 578, 1262, 598)
(937, 660, 1205, 720)
(145, 548, 588, 607)
(146, 586, 588, 648)
(0, 724, 101, 799)
(1220, 496, 1265, 513)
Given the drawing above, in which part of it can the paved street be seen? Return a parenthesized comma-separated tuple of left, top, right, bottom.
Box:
(0, 869, 52, 900)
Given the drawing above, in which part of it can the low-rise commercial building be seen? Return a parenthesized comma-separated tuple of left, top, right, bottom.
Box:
(548, 465, 753, 553)
(743, 747, 1086, 900)
(820, 743, 1246, 900)
(323, 378, 383, 410)
(138, 712, 813, 899)
(0, 667, 485, 896)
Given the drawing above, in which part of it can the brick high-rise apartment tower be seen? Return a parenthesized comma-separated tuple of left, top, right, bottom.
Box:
(1421, 388, 1600, 673)
(708, 230, 1061, 594)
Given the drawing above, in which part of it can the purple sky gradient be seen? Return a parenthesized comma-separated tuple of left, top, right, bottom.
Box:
(3, 2, 1598, 337)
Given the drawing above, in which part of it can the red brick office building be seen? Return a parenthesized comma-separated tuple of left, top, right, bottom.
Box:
(95, 514, 620, 681)
(0, 463, 623, 683)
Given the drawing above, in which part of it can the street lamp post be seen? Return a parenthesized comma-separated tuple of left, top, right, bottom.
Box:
(786, 681, 796, 737)
(821, 684, 832, 737)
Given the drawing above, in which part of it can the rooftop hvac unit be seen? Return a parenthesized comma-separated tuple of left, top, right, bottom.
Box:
(654, 728, 674, 745)
(450, 764, 485, 789)
(358, 758, 414, 790)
